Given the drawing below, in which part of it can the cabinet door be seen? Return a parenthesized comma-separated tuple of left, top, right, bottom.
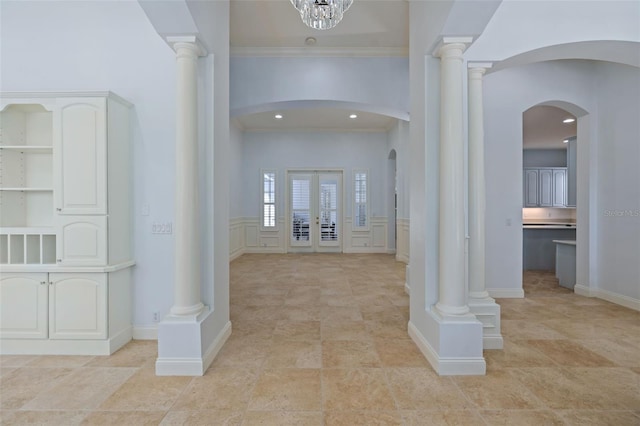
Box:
(552, 169, 567, 207)
(538, 169, 553, 207)
(523, 169, 539, 207)
(49, 273, 107, 339)
(0, 273, 48, 339)
(54, 98, 107, 215)
(56, 215, 108, 266)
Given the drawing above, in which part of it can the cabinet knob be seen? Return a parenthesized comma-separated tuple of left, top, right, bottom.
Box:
(40, 281, 47, 285)
(56, 208, 62, 211)
(57, 259, 62, 263)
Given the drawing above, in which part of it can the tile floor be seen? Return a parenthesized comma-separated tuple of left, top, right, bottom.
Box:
(1, 254, 639, 425)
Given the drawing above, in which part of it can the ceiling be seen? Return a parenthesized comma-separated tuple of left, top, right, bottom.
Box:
(229, 0, 409, 51)
(523, 106, 577, 149)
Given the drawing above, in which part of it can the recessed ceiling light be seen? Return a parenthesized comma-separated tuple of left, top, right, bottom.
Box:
(563, 117, 575, 123)
(305, 37, 317, 46)
(274, 114, 283, 119)
(563, 139, 569, 144)
(349, 114, 358, 119)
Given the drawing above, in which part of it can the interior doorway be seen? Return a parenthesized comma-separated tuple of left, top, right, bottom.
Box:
(287, 170, 343, 253)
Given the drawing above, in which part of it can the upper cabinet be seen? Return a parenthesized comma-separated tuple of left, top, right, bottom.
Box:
(523, 167, 567, 208)
(54, 98, 107, 215)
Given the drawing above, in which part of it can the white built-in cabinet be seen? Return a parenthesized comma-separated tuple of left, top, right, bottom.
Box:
(523, 167, 566, 207)
(0, 92, 134, 355)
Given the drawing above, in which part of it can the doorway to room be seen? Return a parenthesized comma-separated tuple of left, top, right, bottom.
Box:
(287, 170, 343, 253)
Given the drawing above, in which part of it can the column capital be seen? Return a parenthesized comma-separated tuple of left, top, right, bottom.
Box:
(166, 35, 207, 57)
(468, 62, 493, 71)
(433, 36, 473, 57)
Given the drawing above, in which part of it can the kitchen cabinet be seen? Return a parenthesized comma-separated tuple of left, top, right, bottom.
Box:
(523, 167, 567, 207)
(0, 92, 133, 355)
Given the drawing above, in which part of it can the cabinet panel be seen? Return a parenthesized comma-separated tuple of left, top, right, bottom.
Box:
(54, 98, 107, 215)
(539, 169, 553, 207)
(523, 169, 539, 207)
(49, 273, 107, 339)
(552, 169, 566, 207)
(0, 273, 48, 339)
(56, 216, 107, 266)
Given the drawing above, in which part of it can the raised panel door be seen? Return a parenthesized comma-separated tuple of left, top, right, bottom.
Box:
(553, 169, 566, 207)
(48, 273, 107, 339)
(54, 98, 107, 215)
(56, 215, 107, 266)
(538, 169, 553, 207)
(523, 169, 539, 207)
(0, 273, 48, 339)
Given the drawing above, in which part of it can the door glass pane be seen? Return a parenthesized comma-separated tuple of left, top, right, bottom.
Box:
(291, 178, 310, 242)
(319, 178, 338, 242)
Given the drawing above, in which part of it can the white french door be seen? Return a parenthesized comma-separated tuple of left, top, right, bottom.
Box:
(288, 171, 342, 253)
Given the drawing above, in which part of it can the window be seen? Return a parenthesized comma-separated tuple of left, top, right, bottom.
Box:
(262, 170, 276, 229)
(354, 170, 368, 229)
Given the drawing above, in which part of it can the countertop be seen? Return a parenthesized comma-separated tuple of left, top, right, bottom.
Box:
(523, 219, 576, 229)
(553, 239, 577, 246)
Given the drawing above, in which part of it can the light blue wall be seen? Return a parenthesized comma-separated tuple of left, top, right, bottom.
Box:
(523, 149, 567, 167)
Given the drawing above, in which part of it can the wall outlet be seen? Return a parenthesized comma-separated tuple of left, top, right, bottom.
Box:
(152, 222, 173, 234)
(153, 311, 160, 322)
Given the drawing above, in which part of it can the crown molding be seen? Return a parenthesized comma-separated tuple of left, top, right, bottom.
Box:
(230, 46, 409, 58)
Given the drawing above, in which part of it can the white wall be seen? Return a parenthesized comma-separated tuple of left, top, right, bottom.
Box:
(241, 131, 389, 220)
(230, 57, 409, 117)
(229, 120, 244, 219)
(484, 59, 640, 305)
(594, 62, 640, 301)
(0, 1, 178, 327)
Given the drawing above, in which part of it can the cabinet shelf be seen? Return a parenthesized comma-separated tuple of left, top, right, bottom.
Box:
(0, 145, 53, 154)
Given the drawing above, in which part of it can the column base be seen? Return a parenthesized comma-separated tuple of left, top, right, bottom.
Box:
(408, 309, 485, 376)
(468, 297, 503, 350)
(156, 307, 232, 376)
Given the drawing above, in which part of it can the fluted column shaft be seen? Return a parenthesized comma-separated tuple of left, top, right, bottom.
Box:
(468, 66, 490, 300)
(171, 41, 204, 316)
(435, 42, 469, 316)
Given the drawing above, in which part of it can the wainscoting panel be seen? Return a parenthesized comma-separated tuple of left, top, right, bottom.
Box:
(396, 218, 410, 264)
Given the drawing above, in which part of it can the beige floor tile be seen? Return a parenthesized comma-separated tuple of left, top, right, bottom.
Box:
(210, 337, 272, 369)
(322, 340, 380, 368)
(479, 409, 565, 425)
(0, 367, 16, 378)
(374, 338, 430, 367)
(86, 340, 158, 368)
(273, 320, 321, 341)
(24, 355, 95, 368)
(81, 410, 167, 425)
(401, 410, 485, 426)
(0, 355, 37, 368)
(576, 338, 640, 367)
(0, 367, 74, 409)
(453, 369, 543, 410)
(98, 367, 192, 410)
(0, 410, 87, 425)
(22, 367, 137, 410)
(510, 367, 640, 410)
(159, 410, 243, 425)
(282, 306, 323, 321)
(248, 369, 321, 411)
(522, 339, 616, 367)
(365, 319, 409, 339)
(324, 410, 403, 425)
(557, 409, 640, 426)
(321, 320, 371, 341)
(322, 369, 396, 411)
(263, 340, 321, 368)
(385, 368, 471, 410)
(501, 320, 568, 340)
(242, 411, 323, 425)
(484, 339, 556, 370)
(230, 320, 277, 339)
(170, 368, 258, 411)
(320, 306, 363, 323)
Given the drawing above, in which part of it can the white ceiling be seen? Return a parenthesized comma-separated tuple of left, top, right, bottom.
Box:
(523, 105, 577, 149)
(229, 0, 409, 51)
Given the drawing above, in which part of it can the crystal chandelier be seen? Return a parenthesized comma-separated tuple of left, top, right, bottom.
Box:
(290, 0, 354, 30)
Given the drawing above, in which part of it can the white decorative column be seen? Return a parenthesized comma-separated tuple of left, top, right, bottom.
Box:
(172, 38, 204, 317)
(408, 37, 485, 376)
(467, 63, 503, 349)
(157, 36, 221, 377)
(435, 40, 470, 317)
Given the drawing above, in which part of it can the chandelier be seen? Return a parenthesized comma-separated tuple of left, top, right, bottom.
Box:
(290, 0, 354, 30)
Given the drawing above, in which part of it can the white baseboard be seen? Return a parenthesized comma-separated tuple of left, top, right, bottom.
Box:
(203, 321, 232, 371)
(133, 326, 158, 340)
(483, 335, 504, 350)
(487, 288, 525, 299)
(574, 284, 640, 311)
(109, 326, 133, 353)
(408, 321, 486, 376)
